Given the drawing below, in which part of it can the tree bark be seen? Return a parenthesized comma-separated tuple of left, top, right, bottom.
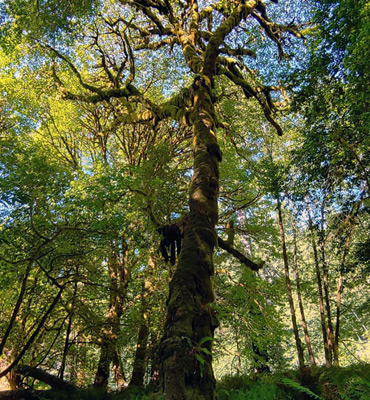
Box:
(130, 320, 149, 386)
(217, 237, 262, 271)
(0, 232, 62, 356)
(60, 276, 78, 380)
(0, 260, 33, 356)
(94, 239, 129, 388)
(160, 78, 220, 400)
(292, 212, 316, 366)
(334, 203, 359, 366)
(18, 365, 75, 391)
(276, 194, 305, 370)
(5, 369, 21, 391)
(112, 350, 127, 389)
(305, 198, 331, 366)
(0, 287, 64, 379)
(319, 201, 336, 366)
(130, 283, 149, 387)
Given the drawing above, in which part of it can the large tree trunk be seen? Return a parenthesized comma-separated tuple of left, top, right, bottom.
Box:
(305, 199, 331, 366)
(94, 239, 129, 388)
(160, 78, 220, 400)
(130, 321, 149, 387)
(292, 213, 316, 366)
(94, 340, 116, 388)
(276, 193, 305, 370)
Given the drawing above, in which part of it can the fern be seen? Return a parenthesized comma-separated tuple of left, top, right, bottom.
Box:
(282, 377, 322, 399)
(344, 377, 370, 400)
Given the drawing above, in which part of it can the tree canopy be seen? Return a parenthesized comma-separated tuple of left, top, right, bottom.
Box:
(0, 1, 369, 399)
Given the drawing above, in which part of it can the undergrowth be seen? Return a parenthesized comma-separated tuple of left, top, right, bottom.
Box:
(19, 364, 370, 400)
(215, 364, 370, 400)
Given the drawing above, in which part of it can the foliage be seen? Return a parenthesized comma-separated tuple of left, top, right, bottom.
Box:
(282, 377, 322, 399)
(0, 0, 369, 397)
(215, 366, 370, 400)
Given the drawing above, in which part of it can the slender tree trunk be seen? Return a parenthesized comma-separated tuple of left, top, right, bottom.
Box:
(237, 211, 270, 372)
(60, 276, 78, 380)
(334, 204, 359, 366)
(0, 287, 64, 379)
(292, 213, 316, 366)
(130, 283, 149, 387)
(0, 260, 33, 356)
(276, 193, 305, 369)
(305, 198, 331, 366)
(5, 354, 21, 391)
(94, 239, 129, 388)
(319, 202, 336, 366)
(69, 346, 78, 384)
(149, 334, 161, 386)
(0, 233, 61, 356)
(235, 329, 241, 375)
(334, 273, 343, 367)
(160, 78, 220, 400)
(112, 350, 126, 389)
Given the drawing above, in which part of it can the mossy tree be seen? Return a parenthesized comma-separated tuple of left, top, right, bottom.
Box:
(1, 1, 305, 398)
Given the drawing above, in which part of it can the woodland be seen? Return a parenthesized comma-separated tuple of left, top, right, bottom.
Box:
(0, 0, 369, 399)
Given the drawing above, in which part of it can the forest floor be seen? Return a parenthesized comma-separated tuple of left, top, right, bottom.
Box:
(215, 364, 370, 399)
(1, 364, 370, 400)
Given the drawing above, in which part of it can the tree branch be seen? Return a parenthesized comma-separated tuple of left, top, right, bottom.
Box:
(18, 365, 76, 391)
(217, 237, 263, 271)
(219, 63, 283, 135)
(0, 286, 65, 378)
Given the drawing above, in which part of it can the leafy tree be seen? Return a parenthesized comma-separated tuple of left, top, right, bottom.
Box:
(2, 1, 368, 400)
(290, 0, 370, 368)
(0, 2, 305, 398)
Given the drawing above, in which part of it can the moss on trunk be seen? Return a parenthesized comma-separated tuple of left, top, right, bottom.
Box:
(160, 78, 220, 400)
